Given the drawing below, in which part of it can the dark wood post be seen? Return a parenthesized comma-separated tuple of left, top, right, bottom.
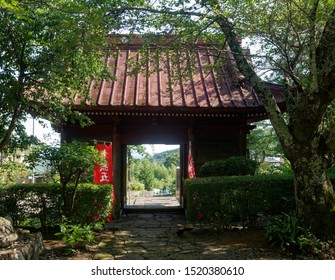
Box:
(239, 123, 247, 156)
(112, 123, 122, 220)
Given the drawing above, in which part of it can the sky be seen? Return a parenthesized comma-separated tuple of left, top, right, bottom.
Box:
(144, 144, 179, 155)
(25, 117, 179, 154)
(25, 117, 60, 145)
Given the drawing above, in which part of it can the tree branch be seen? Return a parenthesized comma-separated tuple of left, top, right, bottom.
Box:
(316, 7, 335, 100)
(307, 0, 319, 93)
(0, 104, 22, 152)
(105, 7, 206, 18)
(214, 14, 294, 152)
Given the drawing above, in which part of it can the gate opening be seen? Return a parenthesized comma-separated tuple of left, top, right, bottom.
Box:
(124, 144, 182, 209)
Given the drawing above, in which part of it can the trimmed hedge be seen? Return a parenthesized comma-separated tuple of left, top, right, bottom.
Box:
(0, 183, 112, 229)
(70, 184, 113, 225)
(200, 157, 259, 177)
(185, 174, 296, 230)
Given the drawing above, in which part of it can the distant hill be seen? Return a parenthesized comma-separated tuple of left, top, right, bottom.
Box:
(153, 148, 179, 164)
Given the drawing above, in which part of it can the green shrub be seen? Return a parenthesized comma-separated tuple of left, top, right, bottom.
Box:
(200, 156, 258, 177)
(266, 212, 302, 249)
(129, 181, 145, 191)
(0, 183, 112, 230)
(266, 212, 322, 258)
(55, 218, 96, 255)
(185, 174, 295, 230)
(69, 183, 112, 225)
(199, 160, 225, 177)
(0, 183, 63, 228)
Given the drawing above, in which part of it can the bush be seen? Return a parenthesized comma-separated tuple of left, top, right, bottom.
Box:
(69, 184, 112, 225)
(0, 183, 112, 230)
(0, 183, 63, 229)
(199, 160, 225, 177)
(266, 212, 322, 258)
(129, 181, 145, 191)
(184, 174, 295, 230)
(55, 218, 96, 255)
(200, 156, 259, 177)
(266, 212, 302, 249)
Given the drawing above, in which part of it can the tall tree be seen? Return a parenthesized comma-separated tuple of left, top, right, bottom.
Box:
(0, 0, 119, 153)
(107, 0, 335, 239)
(212, 0, 335, 240)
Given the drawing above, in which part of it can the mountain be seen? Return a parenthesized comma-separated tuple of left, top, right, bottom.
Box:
(152, 148, 179, 164)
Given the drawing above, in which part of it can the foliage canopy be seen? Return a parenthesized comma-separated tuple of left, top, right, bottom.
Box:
(0, 0, 119, 153)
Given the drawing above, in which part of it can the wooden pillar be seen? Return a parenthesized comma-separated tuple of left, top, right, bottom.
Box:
(239, 124, 247, 156)
(121, 143, 127, 208)
(112, 123, 122, 220)
(60, 125, 71, 142)
(187, 125, 196, 172)
(180, 143, 187, 210)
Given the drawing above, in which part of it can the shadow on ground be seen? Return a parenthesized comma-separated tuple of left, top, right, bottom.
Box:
(91, 212, 283, 260)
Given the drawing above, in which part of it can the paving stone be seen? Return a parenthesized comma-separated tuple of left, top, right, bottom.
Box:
(114, 230, 131, 237)
(158, 224, 173, 229)
(162, 246, 182, 253)
(154, 216, 175, 222)
(93, 252, 114, 260)
(137, 214, 154, 219)
(111, 248, 128, 255)
(124, 245, 147, 254)
(98, 242, 109, 248)
(132, 230, 147, 235)
(126, 222, 146, 228)
(139, 223, 160, 228)
(115, 253, 145, 260)
(140, 241, 167, 251)
(141, 252, 170, 260)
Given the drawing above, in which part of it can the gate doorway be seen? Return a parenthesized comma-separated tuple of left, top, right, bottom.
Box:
(124, 144, 182, 210)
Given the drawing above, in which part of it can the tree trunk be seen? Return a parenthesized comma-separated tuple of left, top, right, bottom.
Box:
(61, 182, 69, 218)
(0, 105, 22, 152)
(291, 150, 335, 240)
(69, 171, 81, 216)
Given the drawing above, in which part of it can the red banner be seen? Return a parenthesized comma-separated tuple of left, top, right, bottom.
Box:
(94, 144, 113, 184)
(188, 141, 196, 178)
(94, 143, 114, 222)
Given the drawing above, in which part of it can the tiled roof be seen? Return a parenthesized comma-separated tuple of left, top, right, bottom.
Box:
(74, 37, 285, 116)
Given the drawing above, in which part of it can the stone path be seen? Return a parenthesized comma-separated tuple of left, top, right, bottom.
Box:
(93, 212, 283, 260)
(126, 194, 180, 208)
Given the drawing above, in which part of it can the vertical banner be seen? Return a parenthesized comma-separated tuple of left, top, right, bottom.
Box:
(188, 140, 196, 178)
(94, 143, 113, 184)
(94, 143, 114, 222)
